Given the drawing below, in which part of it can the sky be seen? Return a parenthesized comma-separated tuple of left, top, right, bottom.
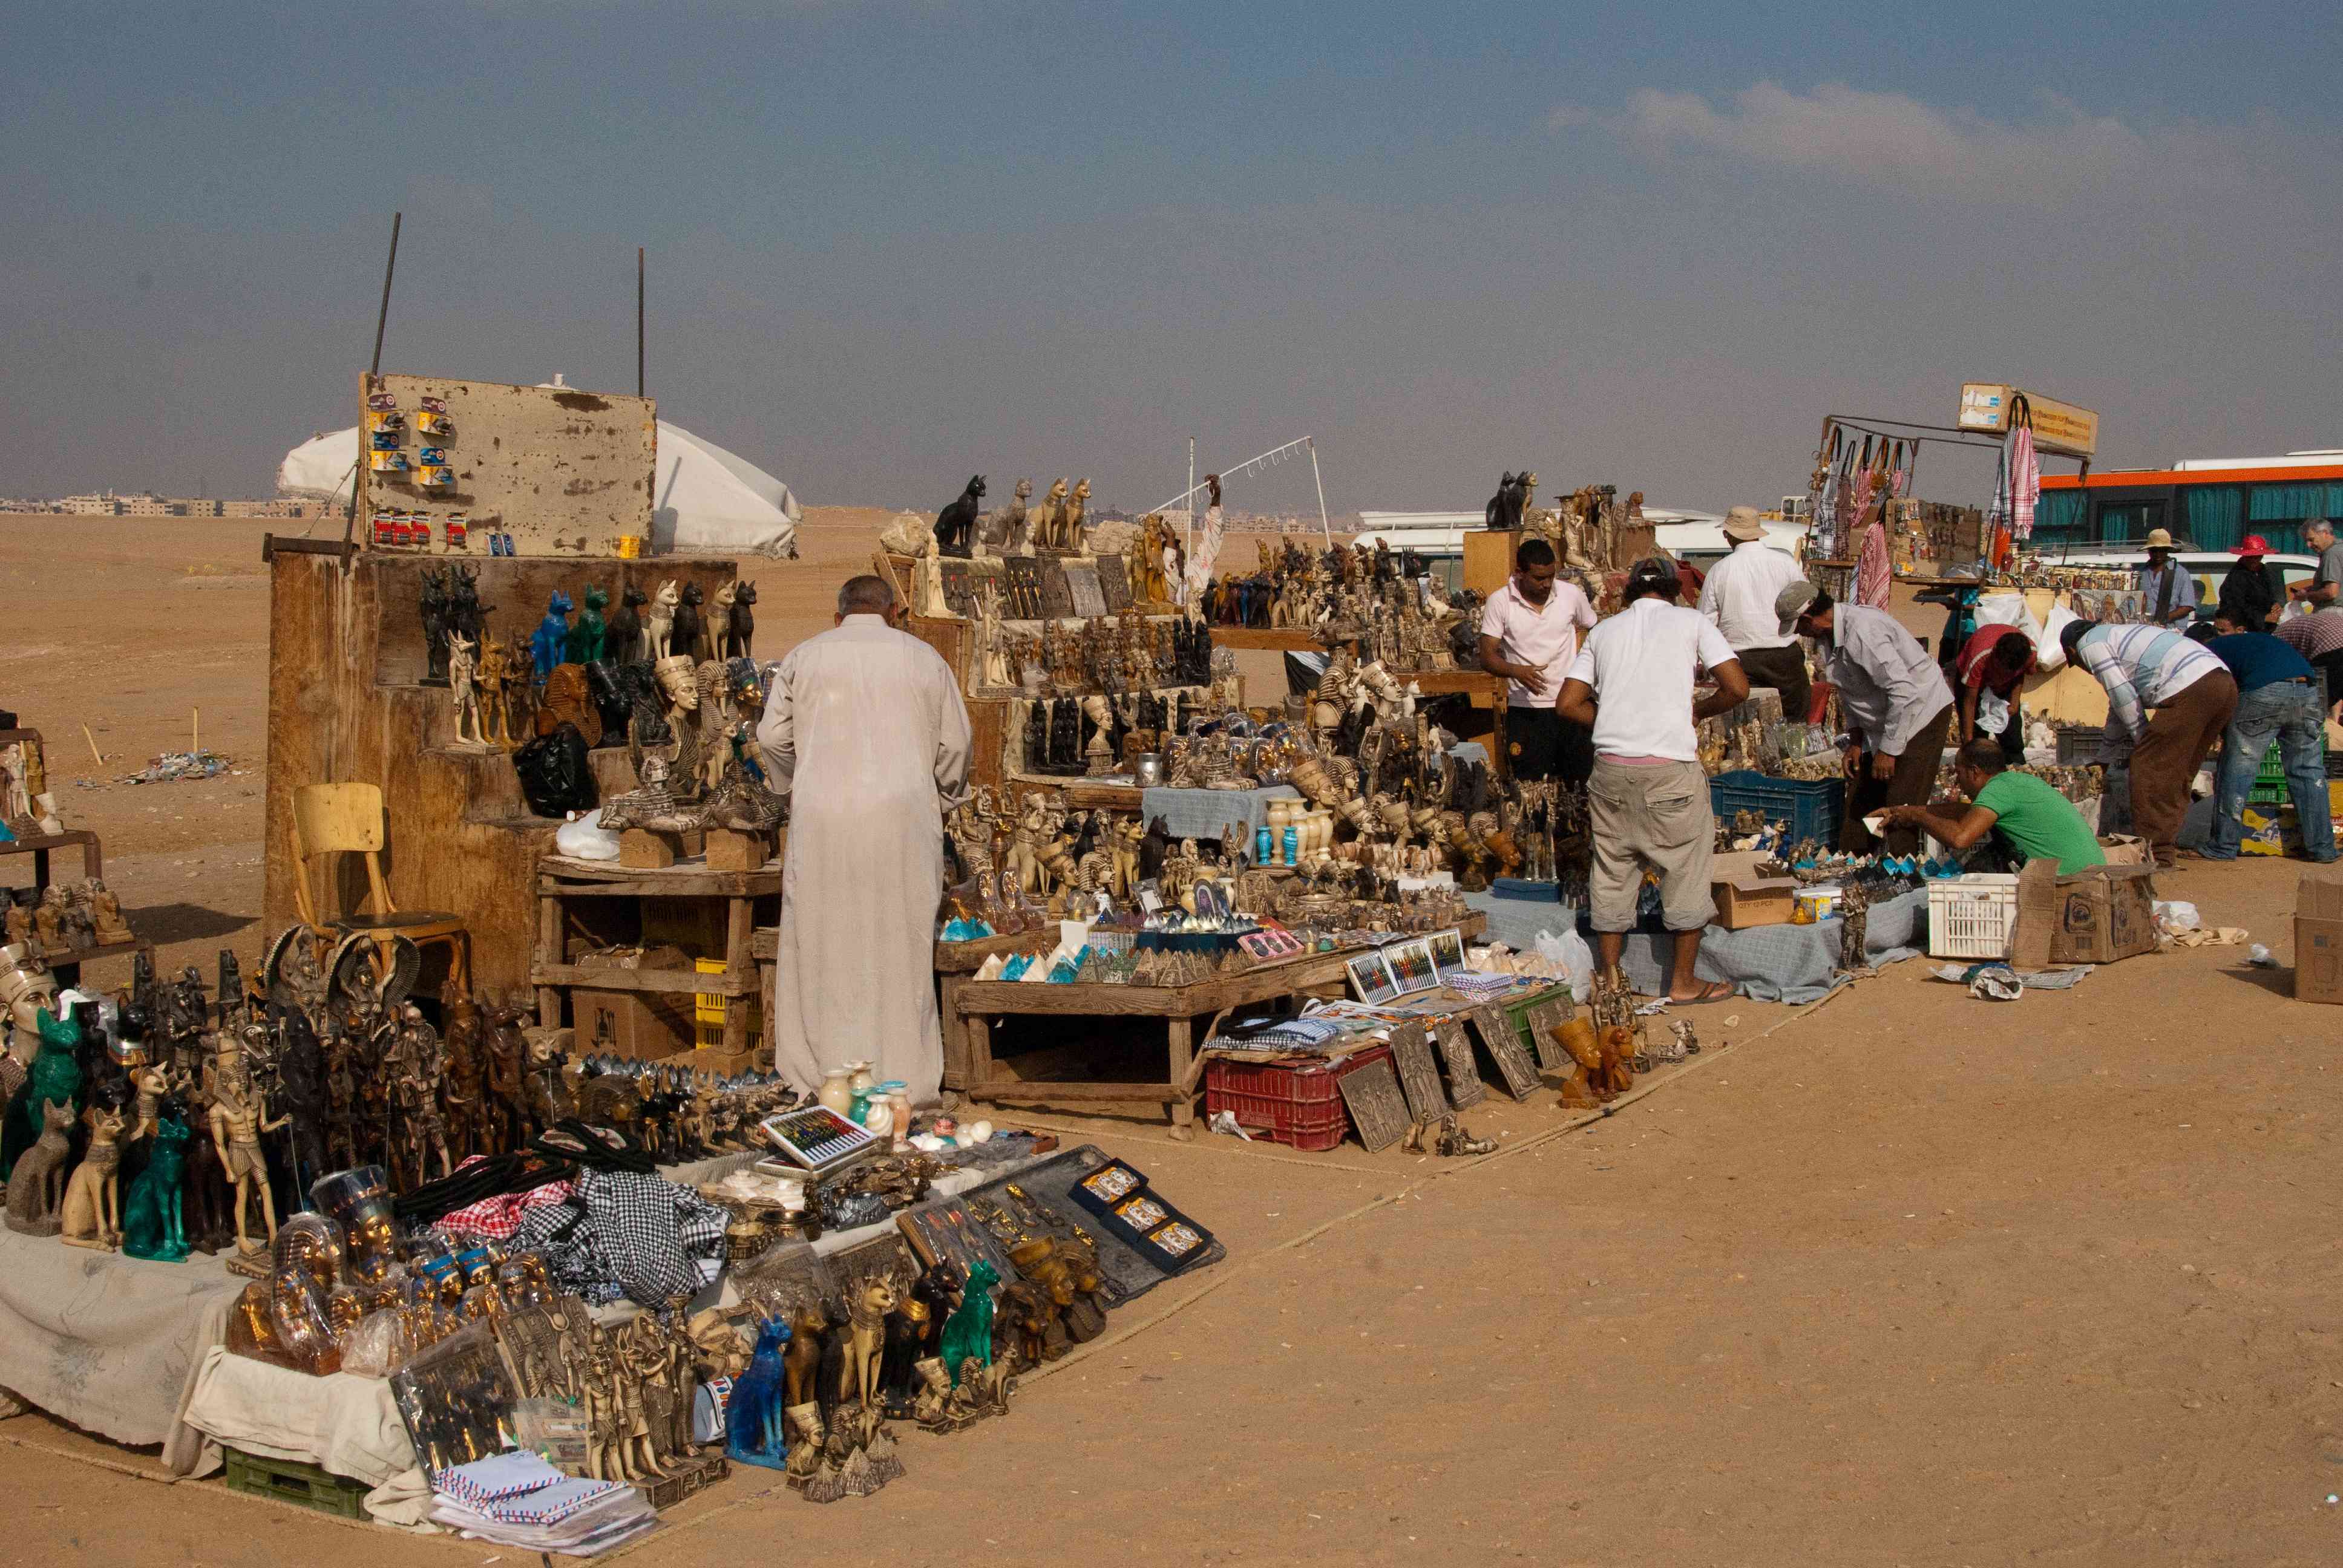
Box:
(3, 1, 2338, 517)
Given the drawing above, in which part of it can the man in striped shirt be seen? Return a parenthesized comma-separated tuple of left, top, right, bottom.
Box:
(2060, 621, 2239, 869)
(2275, 607, 2343, 722)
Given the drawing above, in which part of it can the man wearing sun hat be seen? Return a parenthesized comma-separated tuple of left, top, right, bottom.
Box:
(2217, 535, 2281, 630)
(2139, 528, 2200, 626)
(1696, 505, 1811, 720)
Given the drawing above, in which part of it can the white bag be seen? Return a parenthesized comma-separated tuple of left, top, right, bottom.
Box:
(2036, 603, 2084, 672)
(554, 808, 623, 861)
(1535, 929, 1597, 1001)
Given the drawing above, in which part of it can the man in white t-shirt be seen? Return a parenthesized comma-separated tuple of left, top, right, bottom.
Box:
(1696, 506, 1811, 720)
(1476, 537, 1598, 783)
(1557, 558, 1747, 1003)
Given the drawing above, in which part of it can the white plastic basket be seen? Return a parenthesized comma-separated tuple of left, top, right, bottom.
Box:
(1927, 874, 2020, 960)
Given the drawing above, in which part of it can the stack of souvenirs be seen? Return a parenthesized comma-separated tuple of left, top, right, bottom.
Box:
(412, 566, 780, 838)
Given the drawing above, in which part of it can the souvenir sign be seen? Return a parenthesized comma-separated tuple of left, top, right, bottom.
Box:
(1434, 1017, 1486, 1109)
(370, 450, 410, 472)
(418, 466, 454, 489)
(1038, 558, 1076, 620)
(1096, 554, 1130, 612)
(1427, 927, 1467, 982)
(1386, 1019, 1449, 1123)
(1004, 557, 1047, 619)
(1524, 995, 1575, 1073)
(1468, 1004, 1542, 1101)
(1335, 1054, 1411, 1153)
(415, 411, 452, 436)
(1345, 948, 1400, 1005)
(1061, 560, 1106, 618)
(1384, 937, 1440, 996)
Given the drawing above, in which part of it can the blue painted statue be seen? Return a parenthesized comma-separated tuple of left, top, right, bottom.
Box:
(531, 590, 576, 684)
(724, 1314, 791, 1470)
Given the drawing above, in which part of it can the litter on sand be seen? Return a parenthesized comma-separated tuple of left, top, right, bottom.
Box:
(122, 750, 231, 784)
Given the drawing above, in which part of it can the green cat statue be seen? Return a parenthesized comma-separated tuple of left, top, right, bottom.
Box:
(939, 1259, 998, 1388)
(1, 1007, 82, 1181)
(122, 1116, 192, 1263)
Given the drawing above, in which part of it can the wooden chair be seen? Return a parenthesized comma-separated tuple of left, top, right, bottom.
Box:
(289, 782, 470, 993)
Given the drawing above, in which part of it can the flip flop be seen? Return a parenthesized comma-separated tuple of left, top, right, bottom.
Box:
(1667, 979, 1735, 1005)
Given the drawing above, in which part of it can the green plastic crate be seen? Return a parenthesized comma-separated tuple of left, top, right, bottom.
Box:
(221, 1446, 371, 1520)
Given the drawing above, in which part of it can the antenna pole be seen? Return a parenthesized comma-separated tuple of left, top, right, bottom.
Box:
(637, 247, 646, 397)
(1309, 439, 1331, 546)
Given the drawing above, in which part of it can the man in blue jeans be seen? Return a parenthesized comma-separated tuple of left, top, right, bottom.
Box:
(2204, 612, 2338, 861)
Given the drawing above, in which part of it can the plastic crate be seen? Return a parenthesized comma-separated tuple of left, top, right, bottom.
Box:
(221, 1446, 371, 1520)
(2247, 742, 2336, 806)
(2057, 727, 2113, 765)
(1707, 770, 1845, 847)
(1203, 1044, 1391, 1152)
(1926, 874, 2020, 960)
(693, 957, 760, 1050)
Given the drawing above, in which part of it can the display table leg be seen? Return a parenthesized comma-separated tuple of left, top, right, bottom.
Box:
(1166, 1016, 1195, 1142)
(939, 976, 971, 1091)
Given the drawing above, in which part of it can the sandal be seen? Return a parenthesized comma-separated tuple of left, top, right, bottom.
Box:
(1666, 979, 1735, 1005)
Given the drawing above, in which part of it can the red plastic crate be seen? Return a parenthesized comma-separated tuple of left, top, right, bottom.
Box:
(1203, 1045, 1392, 1151)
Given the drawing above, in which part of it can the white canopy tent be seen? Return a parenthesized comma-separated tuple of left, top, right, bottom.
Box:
(277, 411, 801, 558)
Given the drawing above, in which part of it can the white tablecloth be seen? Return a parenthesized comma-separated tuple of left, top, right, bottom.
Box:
(179, 1347, 433, 1527)
(0, 1226, 240, 1463)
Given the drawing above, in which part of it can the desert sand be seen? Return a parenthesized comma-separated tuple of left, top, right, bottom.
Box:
(1, 511, 2338, 1564)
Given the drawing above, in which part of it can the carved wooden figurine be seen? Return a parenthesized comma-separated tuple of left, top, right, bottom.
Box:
(210, 1073, 289, 1261)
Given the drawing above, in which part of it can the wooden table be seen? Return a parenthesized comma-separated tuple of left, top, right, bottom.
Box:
(0, 825, 152, 983)
(949, 913, 1485, 1136)
(531, 855, 782, 1059)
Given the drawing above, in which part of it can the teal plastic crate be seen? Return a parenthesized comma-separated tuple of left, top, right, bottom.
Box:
(1709, 770, 1845, 846)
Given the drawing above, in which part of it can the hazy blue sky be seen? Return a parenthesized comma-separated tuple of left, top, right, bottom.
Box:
(4, 1, 2336, 515)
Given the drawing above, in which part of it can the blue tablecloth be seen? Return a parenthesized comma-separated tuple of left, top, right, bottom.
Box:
(1139, 784, 1303, 842)
(1463, 886, 1929, 1005)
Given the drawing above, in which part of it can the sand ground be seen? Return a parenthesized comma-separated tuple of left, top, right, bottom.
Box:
(1, 513, 2339, 1564)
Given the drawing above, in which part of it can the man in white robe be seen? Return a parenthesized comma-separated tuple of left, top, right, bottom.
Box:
(756, 574, 972, 1103)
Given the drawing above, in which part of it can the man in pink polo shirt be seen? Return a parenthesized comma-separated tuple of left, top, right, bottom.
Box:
(1476, 537, 1598, 782)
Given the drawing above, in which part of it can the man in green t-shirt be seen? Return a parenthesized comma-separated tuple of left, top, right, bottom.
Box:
(1881, 739, 2107, 874)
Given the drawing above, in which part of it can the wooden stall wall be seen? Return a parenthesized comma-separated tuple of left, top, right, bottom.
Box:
(355, 373, 656, 557)
(262, 547, 742, 995)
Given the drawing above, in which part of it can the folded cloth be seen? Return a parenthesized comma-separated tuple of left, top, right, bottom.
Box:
(510, 1169, 729, 1307)
(438, 1174, 577, 1241)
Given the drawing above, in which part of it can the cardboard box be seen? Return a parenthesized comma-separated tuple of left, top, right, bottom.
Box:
(572, 986, 697, 1060)
(2296, 875, 2343, 1004)
(2096, 834, 2148, 867)
(2014, 859, 2158, 966)
(1709, 849, 1800, 929)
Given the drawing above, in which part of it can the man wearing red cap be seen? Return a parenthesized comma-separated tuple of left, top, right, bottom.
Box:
(2217, 535, 2281, 630)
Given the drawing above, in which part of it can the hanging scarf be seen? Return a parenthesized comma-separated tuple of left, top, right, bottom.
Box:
(1850, 457, 1891, 607)
(2007, 424, 2039, 541)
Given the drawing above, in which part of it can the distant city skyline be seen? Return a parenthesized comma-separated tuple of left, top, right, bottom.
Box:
(4, 3, 2336, 519)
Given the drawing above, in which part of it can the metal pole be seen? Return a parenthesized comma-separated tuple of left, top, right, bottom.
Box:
(637, 247, 646, 397)
(350, 212, 402, 544)
(1309, 439, 1331, 546)
(1186, 436, 1195, 550)
(369, 212, 401, 377)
